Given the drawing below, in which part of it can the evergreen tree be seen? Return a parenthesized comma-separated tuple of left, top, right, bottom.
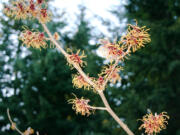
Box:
(110, 0, 180, 135)
(0, 3, 116, 135)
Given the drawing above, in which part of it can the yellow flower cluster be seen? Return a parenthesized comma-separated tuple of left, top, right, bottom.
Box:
(139, 112, 169, 135)
(72, 74, 92, 90)
(67, 49, 87, 69)
(121, 22, 151, 52)
(19, 29, 47, 49)
(95, 76, 105, 90)
(100, 65, 123, 84)
(68, 95, 93, 116)
(98, 39, 124, 61)
(3, 0, 51, 23)
(39, 8, 51, 23)
(23, 127, 34, 135)
(98, 22, 151, 62)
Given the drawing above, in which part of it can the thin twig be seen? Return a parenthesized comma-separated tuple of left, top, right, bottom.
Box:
(89, 106, 107, 111)
(40, 22, 134, 135)
(98, 91, 134, 135)
(7, 109, 24, 135)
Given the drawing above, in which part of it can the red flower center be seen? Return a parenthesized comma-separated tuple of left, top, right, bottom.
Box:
(17, 3, 24, 12)
(98, 76, 104, 85)
(38, 33, 44, 40)
(40, 9, 47, 18)
(27, 31, 32, 35)
(29, 2, 35, 11)
(37, 0, 43, 4)
(70, 54, 82, 64)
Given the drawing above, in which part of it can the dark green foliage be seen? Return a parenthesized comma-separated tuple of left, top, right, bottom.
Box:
(0, 4, 111, 135)
(2, 0, 180, 135)
(110, 0, 180, 135)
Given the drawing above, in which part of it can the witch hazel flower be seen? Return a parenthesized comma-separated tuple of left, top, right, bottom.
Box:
(139, 112, 169, 135)
(67, 49, 87, 69)
(101, 65, 123, 84)
(68, 95, 94, 116)
(28, 0, 38, 17)
(97, 39, 124, 61)
(37, 0, 44, 5)
(94, 76, 105, 91)
(121, 21, 151, 52)
(39, 8, 51, 23)
(72, 74, 93, 90)
(12, 1, 28, 20)
(3, 0, 51, 23)
(3, 6, 12, 17)
(19, 29, 47, 49)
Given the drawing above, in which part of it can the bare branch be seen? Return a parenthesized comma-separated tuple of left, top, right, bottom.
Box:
(98, 91, 134, 135)
(40, 22, 134, 135)
(89, 106, 107, 111)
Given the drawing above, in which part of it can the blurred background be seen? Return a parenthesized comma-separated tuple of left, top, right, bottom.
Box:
(0, 0, 179, 135)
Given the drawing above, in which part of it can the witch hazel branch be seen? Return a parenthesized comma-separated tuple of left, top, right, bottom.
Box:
(3, 0, 169, 135)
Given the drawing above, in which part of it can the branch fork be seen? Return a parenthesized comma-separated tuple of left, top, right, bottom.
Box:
(40, 22, 134, 135)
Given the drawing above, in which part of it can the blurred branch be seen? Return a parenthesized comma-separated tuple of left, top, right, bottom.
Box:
(7, 109, 24, 135)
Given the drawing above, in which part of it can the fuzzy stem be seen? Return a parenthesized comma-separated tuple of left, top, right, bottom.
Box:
(41, 22, 134, 135)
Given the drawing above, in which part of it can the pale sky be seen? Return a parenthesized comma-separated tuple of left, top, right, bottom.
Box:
(50, 0, 126, 37)
(0, 0, 127, 37)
